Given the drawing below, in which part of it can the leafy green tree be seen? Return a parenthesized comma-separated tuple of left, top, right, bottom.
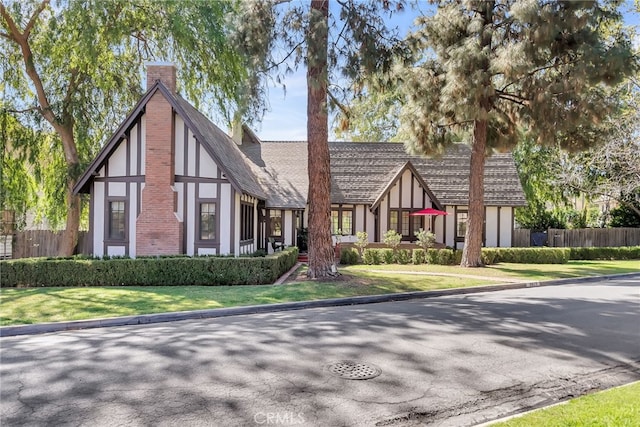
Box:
(399, 0, 637, 266)
(609, 196, 640, 227)
(237, 0, 406, 278)
(1, 0, 253, 255)
(353, 231, 369, 258)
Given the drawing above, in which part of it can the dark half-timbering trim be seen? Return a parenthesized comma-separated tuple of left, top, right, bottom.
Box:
(94, 175, 145, 183)
(497, 206, 501, 248)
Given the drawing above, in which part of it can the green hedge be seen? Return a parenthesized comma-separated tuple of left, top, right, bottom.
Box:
(481, 247, 570, 264)
(568, 246, 640, 260)
(0, 247, 299, 288)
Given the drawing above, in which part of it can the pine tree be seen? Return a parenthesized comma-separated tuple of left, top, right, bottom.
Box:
(399, 0, 637, 266)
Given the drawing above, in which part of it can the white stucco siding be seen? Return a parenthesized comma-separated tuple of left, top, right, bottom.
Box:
(379, 197, 388, 234)
(129, 123, 138, 175)
(198, 248, 217, 256)
(219, 183, 232, 255)
(199, 183, 217, 199)
(234, 192, 241, 255)
(186, 182, 196, 256)
(389, 184, 399, 207)
(500, 207, 513, 247)
(139, 115, 146, 175)
(108, 182, 126, 197)
(445, 205, 456, 247)
(107, 246, 126, 256)
(283, 210, 294, 246)
(199, 144, 218, 178)
(366, 209, 376, 242)
(129, 183, 138, 257)
(355, 205, 365, 234)
(485, 206, 499, 247)
(187, 131, 197, 176)
(413, 177, 424, 208)
(174, 182, 184, 222)
(401, 170, 412, 208)
(93, 182, 105, 257)
(108, 140, 127, 176)
(174, 116, 185, 176)
(434, 215, 444, 245)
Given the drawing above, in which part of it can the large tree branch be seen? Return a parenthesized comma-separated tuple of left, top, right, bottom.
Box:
(0, 1, 60, 130)
(23, 0, 49, 38)
(562, 182, 640, 217)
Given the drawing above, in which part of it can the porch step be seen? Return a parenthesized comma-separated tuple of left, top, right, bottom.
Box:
(297, 253, 308, 263)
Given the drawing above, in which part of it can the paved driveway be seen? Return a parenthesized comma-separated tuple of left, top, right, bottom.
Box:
(1, 277, 639, 426)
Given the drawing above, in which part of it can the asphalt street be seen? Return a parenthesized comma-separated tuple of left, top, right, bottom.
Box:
(1, 277, 639, 427)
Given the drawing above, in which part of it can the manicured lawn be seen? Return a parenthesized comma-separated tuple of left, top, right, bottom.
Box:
(0, 274, 493, 326)
(1, 260, 637, 326)
(491, 381, 640, 426)
(344, 260, 640, 281)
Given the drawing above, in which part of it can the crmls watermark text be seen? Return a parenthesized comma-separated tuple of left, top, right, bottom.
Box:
(254, 412, 306, 425)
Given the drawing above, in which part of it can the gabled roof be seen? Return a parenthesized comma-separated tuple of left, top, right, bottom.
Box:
(74, 82, 266, 200)
(370, 161, 443, 211)
(255, 141, 526, 207)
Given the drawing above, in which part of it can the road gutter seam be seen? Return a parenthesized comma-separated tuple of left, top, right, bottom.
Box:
(1, 272, 638, 337)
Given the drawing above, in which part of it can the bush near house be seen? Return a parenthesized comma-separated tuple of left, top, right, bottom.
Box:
(357, 246, 640, 266)
(568, 246, 640, 260)
(1, 247, 299, 288)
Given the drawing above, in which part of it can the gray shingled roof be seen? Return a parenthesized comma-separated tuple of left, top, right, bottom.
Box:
(243, 141, 525, 208)
(172, 95, 266, 200)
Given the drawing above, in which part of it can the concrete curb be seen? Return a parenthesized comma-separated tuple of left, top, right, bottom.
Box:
(1, 272, 638, 338)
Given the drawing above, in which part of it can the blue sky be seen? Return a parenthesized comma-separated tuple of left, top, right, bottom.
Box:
(255, 1, 639, 141)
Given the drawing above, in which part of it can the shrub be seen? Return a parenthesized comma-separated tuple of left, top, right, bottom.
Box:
(425, 249, 439, 264)
(481, 248, 499, 265)
(436, 249, 457, 265)
(339, 248, 360, 265)
(487, 247, 569, 264)
(362, 248, 382, 265)
(412, 249, 426, 264)
(381, 248, 395, 264)
(353, 231, 369, 258)
(383, 230, 402, 251)
(415, 228, 436, 251)
(0, 247, 299, 288)
(568, 246, 640, 260)
(396, 249, 412, 264)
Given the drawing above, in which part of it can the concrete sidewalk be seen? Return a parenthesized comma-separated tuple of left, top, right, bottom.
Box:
(2, 272, 638, 337)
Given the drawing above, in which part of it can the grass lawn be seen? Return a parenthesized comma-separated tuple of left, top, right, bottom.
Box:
(345, 260, 640, 281)
(1, 260, 637, 326)
(491, 381, 640, 426)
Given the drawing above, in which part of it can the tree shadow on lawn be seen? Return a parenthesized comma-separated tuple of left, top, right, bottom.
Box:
(1, 282, 639, 426)
(490, 262, 640, 280)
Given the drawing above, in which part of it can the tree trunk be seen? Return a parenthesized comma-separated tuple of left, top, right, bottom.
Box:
(306, 0, 336, 278)
(460, 120, 487, 267)
(461, 2, 492, 268)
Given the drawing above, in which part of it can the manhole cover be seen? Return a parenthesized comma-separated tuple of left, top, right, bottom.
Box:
(327, 360, 382, 380)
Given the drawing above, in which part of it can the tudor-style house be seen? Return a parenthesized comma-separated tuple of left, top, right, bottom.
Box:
(74, 65, 526, 257)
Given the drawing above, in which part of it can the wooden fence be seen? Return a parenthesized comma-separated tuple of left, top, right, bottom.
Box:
(512, 229, 531, 247)
(547, 228, 640, 248)
(513, 227, 640, 248)
(3, 230, 90, 259)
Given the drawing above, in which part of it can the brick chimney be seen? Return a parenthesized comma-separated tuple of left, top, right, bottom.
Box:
(136, 64, 183, 256)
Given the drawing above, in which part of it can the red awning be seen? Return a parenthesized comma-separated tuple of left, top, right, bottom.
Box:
(409, 208, 449, 216)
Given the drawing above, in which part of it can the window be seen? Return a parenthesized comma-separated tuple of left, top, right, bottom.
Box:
(109, 201, 126, 240)
(412, 215, 423, 234)
(241, 203, 254, 241)
(331, 206, 354, 235)
(200, 203, 216, 240)
(269, 210, 282, 236)
(401, 211, 410, 236)
(456, 211, 468, 238)
(331, 210, 340, 234)
(389, 210, 399, 233)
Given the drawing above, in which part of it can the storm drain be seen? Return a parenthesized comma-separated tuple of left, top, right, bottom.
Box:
(327, 360, 382, 380)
